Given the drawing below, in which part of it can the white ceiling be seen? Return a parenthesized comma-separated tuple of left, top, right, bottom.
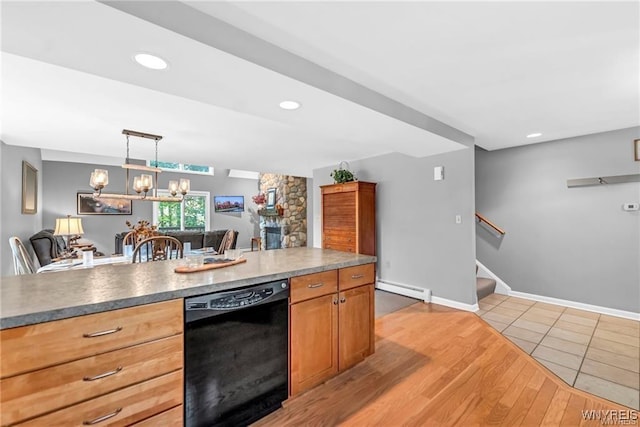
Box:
(2, 1, 638, 177)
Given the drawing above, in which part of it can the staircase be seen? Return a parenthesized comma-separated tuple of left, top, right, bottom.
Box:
(475, 214, 504, 300)
(476, 277, 496, 300)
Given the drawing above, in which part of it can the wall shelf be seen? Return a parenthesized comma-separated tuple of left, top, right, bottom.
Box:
(258, 208, 282, 217)
(567, 173, 640, 188)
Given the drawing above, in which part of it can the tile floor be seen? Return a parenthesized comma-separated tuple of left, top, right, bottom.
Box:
(478, 293, 640, 410)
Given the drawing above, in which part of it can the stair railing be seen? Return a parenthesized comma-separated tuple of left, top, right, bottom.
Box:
(475, 213, 505, 236)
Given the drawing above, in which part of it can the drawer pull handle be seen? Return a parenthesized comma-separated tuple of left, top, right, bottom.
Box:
(333, 298, 338, 305)
(308, 283, 324, 289)
(83, 408, 122, 425)
(83, 326, 122, 338)
(340, 297, 346, 303)
(351, 274, 364, 279)
(83, 366, 123, 382)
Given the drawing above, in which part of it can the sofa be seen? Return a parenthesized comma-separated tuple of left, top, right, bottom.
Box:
(114, 229, 238, 255)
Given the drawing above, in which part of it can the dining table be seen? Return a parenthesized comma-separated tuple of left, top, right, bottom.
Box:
(37, 255, 129, 273)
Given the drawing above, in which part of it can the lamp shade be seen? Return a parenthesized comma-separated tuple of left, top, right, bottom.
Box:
(53, 217, 84, 236)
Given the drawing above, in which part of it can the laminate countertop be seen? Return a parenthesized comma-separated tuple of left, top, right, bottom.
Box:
(0, 248, 376, 329)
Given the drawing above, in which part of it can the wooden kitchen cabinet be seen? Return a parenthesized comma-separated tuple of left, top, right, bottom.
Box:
(289, 293, 339, 396)
(289, 263, 375, 397)
(339, 283, 375, 370)
(321, 181, 376, 255)
(0, 300, 184, 426)
(289, 270, 339, 396)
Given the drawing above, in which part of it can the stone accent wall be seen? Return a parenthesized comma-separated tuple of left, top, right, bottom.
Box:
(258, 173, 307, 249)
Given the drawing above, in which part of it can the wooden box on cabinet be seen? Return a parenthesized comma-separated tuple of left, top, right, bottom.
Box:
(321, 181, 376, 256)
(289, 263, 375, 397)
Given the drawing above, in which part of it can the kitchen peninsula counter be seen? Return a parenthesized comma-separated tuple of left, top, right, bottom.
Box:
(0, 248, 376, 329)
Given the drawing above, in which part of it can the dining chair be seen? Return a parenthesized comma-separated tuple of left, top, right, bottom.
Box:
(217, 229, 236, 255)
(8, 236, 37, 275)
(131, 236, 183, 263)
(121, 230, 138, 256)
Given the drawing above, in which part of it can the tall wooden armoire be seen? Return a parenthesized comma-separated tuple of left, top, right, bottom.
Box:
(320, 181, 376, 256)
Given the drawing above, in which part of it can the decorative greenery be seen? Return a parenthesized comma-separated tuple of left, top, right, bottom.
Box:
(125, 219, 158, 240)
(330, 167, 355, 184)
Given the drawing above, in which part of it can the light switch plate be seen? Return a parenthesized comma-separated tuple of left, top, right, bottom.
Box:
(434, 166, 444, 181)
(623, 203, 639, 211)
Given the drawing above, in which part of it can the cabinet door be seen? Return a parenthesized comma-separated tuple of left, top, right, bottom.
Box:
(322, 192, 356, 230)
(290, 294, 338, 396)
(338, 284, 374, 371)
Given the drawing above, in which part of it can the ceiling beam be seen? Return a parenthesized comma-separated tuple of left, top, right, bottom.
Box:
(100, 0, 474, 148)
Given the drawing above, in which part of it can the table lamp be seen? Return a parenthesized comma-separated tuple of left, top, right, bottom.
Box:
(53, 215, 84, 255)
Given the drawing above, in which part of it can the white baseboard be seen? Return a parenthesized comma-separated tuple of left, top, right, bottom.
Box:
(476, 260, 510, 295)
(376, 279, 479, 312)
(509, 291, 640, 321)
(431, 296, 479, 313)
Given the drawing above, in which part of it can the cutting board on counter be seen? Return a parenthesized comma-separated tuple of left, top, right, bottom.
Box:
(174, 257, 247, 274)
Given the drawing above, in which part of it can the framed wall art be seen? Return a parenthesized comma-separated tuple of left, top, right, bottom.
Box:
(21, 161, 38, 214)
(77, 192, 132, 215)
(266, 188, 276, 209)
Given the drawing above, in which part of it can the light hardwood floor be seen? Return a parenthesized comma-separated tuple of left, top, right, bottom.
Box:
(257, 303, 630, 426)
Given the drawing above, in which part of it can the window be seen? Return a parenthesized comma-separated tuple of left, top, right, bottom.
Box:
(149, 161, 214, 176)
(153, 191, 210, 232)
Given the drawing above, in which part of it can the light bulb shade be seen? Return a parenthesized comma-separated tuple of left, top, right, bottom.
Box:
(90, 169, 109, 189)
(141, 174, 153, 191)
(179, 178, 190, 195)
(132, 176, 143, 193)
(168, 180, 179, 196)
(53, 217, 84, 236)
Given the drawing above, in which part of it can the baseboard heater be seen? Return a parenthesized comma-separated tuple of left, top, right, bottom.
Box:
(376, 279, 432, 303)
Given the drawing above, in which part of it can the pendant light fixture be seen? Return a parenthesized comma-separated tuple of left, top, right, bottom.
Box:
(90, 129, 190, 202)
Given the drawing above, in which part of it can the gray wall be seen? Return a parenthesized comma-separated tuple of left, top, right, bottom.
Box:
(1, 142, 43, 276)
(312, 149, 477, 305)
(476, 127, 640, 312)
(42, 161, 260, 255)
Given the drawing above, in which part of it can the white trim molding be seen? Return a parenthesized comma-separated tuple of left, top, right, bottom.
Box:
(431, 296, 479, 313)
(376, 279, 479, 313)
(509, 290, 640, 321)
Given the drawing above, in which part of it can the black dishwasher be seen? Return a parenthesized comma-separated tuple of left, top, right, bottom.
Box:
(184, 280, 289, 427)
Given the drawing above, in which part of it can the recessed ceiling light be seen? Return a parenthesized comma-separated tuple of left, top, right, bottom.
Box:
(134, 53, 168, 70)
(526, 133, 542, 138)
(279, 100, 301, 110)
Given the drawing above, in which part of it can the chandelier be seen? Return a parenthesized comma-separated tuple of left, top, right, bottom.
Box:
(90, 129, 190, 202)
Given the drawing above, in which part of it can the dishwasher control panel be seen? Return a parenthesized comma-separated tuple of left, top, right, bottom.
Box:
(185, 280, 288, 312)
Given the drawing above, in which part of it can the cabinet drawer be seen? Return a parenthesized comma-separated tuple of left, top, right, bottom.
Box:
(1, 335, 183, 425)
(17, 370, 183, 427)
(324, 243, 355, 253)
(321, 182, 359, 194)
(323, 231, 356, 246)
(0, 299, 183, 378)
(339, 264, 375, 291)
(131, 405, 183, 426)
(290, 270, 338, 304)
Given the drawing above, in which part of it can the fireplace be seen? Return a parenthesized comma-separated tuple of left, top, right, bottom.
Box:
(265, 227, 281, 250)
